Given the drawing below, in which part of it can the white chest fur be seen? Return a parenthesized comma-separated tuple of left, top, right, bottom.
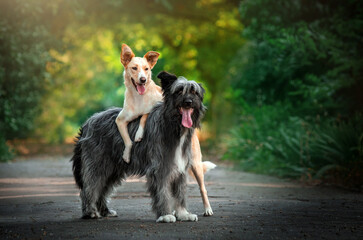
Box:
(122, 88, 163, 121)
(174, 132, 188, 173)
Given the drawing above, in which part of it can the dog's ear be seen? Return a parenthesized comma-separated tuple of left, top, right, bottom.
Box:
(144, 51, 160, 69)
(157, 71, 178, 91)
(198, 83, 206, 99)
(121, 44, 135, 67)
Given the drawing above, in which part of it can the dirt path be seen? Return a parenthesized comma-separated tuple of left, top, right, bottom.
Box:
(0, 156, 362, 239)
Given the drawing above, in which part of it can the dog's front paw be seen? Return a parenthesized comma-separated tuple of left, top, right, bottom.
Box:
(105, 209, 118, 217)
(122, 145, 132, 163)
(100, 208, 118, 217)
(204, 206, 213, 216)
(176, 213, 198, 222)
(156, 214, 176, 223)
(134, 127, 144, 142)
(82, 211, 101, 219)
(175, 209, 198, 222)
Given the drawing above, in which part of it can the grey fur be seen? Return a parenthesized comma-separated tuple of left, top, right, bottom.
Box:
(171, 76, 203, 96)
(71, 71, 206, 220)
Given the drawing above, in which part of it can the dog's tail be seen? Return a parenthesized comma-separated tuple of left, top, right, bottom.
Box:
(71, 129, 83, 189)
(202, 161, 217, 174)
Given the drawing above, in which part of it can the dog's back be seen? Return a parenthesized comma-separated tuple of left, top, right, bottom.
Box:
(71, 105, 164, 190)
(71, 107, 135, 190)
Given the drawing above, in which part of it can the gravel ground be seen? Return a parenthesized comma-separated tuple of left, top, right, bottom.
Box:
(0, 156, 362, 239)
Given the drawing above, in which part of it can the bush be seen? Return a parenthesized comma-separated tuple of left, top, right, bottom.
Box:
(226, 105, 363, 188)
(0, 0, 75, 156)
(225, 0, 363, 188)
(225, 103, 309, 178)
(0, 132, 13, 162)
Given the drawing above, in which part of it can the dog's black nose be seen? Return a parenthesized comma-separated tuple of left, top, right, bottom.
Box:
(184, 99, 193, 106)
(140, 77, 146, 84)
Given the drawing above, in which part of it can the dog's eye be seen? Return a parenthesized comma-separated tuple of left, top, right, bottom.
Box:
(191, 90, 196, 95)
(178, 90, 183, 95)
(145, 68, 149, 71)
(132, 67, 137, 70)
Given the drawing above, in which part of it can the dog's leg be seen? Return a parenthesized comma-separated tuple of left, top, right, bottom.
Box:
(191, 135, 213, 216)
(191, 163, 213, 216)
(147, 173, 175, 223)
(134, 114, 148, 142)
(115, 115, 132, 163)
(172, 174, 198, 222)
(97, 185, 117, 218)
(81, 183, 102, 219)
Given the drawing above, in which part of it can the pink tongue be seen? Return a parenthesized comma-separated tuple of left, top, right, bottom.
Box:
(137, 84, 145, 95)
(181, 108, 193, 128)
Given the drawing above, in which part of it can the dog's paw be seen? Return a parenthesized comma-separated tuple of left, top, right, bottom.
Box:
(100, 208, 118, 217)
(106, 209, 118, 217)
(122, 154, 130, 163)
(122, 146, 131, 163)
(82, 211, 101, 219)
(156, 214, 176, 223)
(134, 127, 144, 142)
(204, 207, 213, 216)
(175, 209, 198, 222)
(176, 213, 198, 222)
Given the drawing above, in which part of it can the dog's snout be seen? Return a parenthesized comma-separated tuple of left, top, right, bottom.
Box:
(184, 99, 193, 106)
(139, 77, 146, 84)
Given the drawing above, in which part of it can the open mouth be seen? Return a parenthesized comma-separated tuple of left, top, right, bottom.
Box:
(179, 107, 194, 128)
(131, 77, 146, 95)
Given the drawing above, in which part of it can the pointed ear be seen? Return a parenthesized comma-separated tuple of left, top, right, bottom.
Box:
(144, 51, 160, 69)
(120, 44, 135, 67)
(157, 71, 178, 92)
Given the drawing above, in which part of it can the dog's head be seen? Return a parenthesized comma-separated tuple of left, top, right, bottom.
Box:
(121, 44, 160, 95)
(157, 71, 206, 129)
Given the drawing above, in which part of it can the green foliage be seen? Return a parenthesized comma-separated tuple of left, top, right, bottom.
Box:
(226, 109, 363, 186)
(225, 0, 363, 186)
(1, 0, 243, 149)
(233, 0, 363, 114)
(33, 0, 243, 142)
(0, 0, 59, 156)
(0, 132, 13, 162)
(1, 0, 362, 188)
(1, 0, 46, 138)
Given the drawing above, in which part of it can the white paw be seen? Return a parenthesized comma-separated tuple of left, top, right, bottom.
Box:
(156, 214, 176, 223)
(122, 145, 132, 163)
(92, 212, 101, 219)
(83, 211, 101, 219)
(134, 127, 144, 142)
(107, 209, 117, 217)
(176, 212, 198, 222)
(204, 207, 213, 216)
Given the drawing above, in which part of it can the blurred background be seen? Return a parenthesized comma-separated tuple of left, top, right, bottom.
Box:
(0, 0, 362, 189)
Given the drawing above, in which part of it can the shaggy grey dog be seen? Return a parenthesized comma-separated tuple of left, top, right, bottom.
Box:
(71, 71, 206, 223)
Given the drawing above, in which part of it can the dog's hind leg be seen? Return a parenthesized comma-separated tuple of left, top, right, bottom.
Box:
(97, 184, 117, 218)
(191, 134, 214, 216)
(80, 182, 103, 219)
(171, 174, 198, 222)
(134, 114, 148, 142)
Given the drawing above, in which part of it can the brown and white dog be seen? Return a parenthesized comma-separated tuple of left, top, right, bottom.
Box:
(115, 44, 215, 216)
